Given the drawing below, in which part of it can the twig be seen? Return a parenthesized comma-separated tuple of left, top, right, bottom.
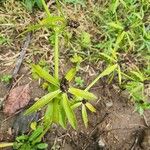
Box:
(12, 33, 31, 78)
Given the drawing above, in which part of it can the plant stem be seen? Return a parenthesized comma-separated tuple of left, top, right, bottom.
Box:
(41, 0, 51, 17)
(54, 30, 59, 79)
(85, 73, 102, 91)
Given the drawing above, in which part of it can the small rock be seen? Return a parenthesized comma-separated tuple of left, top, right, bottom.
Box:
(98, 137, 105, 148)
(106, 101, 113, 108)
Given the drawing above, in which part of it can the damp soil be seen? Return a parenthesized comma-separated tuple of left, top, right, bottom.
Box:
(0, 66, 150, 150)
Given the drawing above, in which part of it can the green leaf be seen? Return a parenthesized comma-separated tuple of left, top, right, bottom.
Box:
(25, 90, 61, 115)
(39, 16, 65, 28)
(59, 105, 67, 129)
(85, 102, 96, 112)
(130, 70, 144, 81)
(115, 31, 126, 50)
(80, 32, 91, 48)
(29, 126, 43, 142)
(62, 93, 77, 129)
(24, 0, 34, 11)
(108, 22, 123, 30)
(43, 102, 53, 127)
(71, 102, 82, 109)
(35, 0, 43, 9)
(99, 53, 116, 62)
(53, 99, 59, 123)
(65, 68, 77, 82)
(75, 77, 84, 87)
(111, 0, 119, 14)
(85, 64, 118, 91)
(98, 64, 118, 78)
(82, 105, 88, 128)
(69, 87, 97, 100)
(32, 64, 59, 87)
(117, 65, 122, 85)
(16, 135, 28, 142)
(37, 143, 48, 149)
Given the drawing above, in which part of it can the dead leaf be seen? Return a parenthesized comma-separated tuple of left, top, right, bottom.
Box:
(3, 84, 30, 116)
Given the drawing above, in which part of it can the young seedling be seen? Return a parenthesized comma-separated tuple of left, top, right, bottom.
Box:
(0, 124, 48, 150)
(125, 68, 150, 115)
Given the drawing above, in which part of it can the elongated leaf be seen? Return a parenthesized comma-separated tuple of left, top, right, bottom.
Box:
(85, 102, 96, 113)
(85, 64, 118, 91)
(65, 68, 77, 81)
(59, 105, 67, 129)
(37, 143, 48, 149)
(29, 126, 43, 141)
(43, 102, 53, 127)
(99, 53, 116, 62)
(62, 93, 77, 129)
(130, 70, 144, 81)
(32, 64, 59, 87)
(69, 87, 97, 100)
(117, 65, 122, 85)
(82, 105, 88, 128)
(25, 90, 61, 115)
(99, 64, 118, 77)
(115, 31, 126, 49)
(39, 16, 65, 27)
(71, 102, 82, 109)
(0, 143, 13, 148)
(112, 0, 119, 14)
(53, 99, 59, 123)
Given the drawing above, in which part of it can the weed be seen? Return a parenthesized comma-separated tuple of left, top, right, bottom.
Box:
(0, 74, 12, 84)
(75, 76, 84, 87)
(22, 0, 43, 12)
(0, 124, 48, 150)
(125, 68, 150, 114)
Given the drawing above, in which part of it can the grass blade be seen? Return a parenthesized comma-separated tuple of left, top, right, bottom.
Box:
(86, 64, 118, 91)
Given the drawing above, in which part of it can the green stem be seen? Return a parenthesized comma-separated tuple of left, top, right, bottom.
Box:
(85, 73, 103, 91)
(0, 143, 14, 148)
(54, 30, 59, 79)
(41, 0, 51, 17)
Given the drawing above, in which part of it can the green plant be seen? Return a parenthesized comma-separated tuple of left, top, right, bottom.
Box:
(25, 64, 97, 129)
(125, 68, 150, 115)
(99, 49, 123, 85)
(75, 76, 84, 87)
(21, 0, 98, 132)
(0, 34, 11, 45)
(80, 31, 91, 49)
(23, 0, 43, 12)
(0, 74, 12, 84)
(0, 125, 48, 150)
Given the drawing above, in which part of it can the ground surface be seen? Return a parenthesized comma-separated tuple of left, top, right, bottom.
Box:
(0, 0, 150, 150)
